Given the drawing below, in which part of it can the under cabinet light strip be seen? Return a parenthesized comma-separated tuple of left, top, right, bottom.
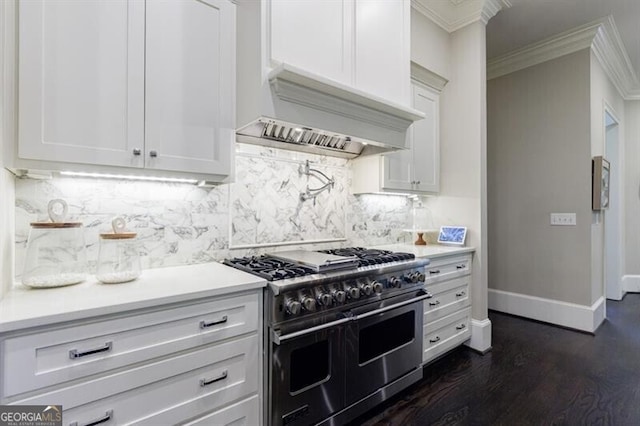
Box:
(59, 171, 199, 184)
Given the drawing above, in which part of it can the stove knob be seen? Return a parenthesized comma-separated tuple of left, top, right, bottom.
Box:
(402, 274, 414, 283)
(372, 281, 384, 294)
(286, 300, 301, 315)
(417, 272, 426, 282)
(388, 276, 401, 288)
(333, 290, 347, 304)
(318, 293, 333, 307)
(348, 287, 361, 299)
(406, 272, 420, 283)
(361, 283, 373, 296)
(301, 297, 317, 312)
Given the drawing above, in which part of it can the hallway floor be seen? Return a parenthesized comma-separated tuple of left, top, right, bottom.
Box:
(354, 294, 640, 425)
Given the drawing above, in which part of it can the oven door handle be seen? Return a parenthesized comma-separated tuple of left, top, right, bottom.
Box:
(354, 290, 433, 321)
(272, 316, 353, 345)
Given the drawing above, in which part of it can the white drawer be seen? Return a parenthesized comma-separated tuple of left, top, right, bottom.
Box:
(423, 276, 470, 324)
(424, 254, 472, 285)
(2, 292, 259, 398)
(16, 334, 259, 424)
(422, 308, 471, 364)
(184, 395, 259, 426)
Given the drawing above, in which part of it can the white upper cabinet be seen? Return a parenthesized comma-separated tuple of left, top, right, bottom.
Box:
(15, 0, 235, 180)
(267, 0, 410, 107)
(145, 0, 234, 176)
(18, 0, 145, 168)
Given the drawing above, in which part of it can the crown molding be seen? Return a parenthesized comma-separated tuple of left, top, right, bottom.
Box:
(411, 0, 510, 33)
(487, 16, 640, 100)
(411, 61, 449, 92)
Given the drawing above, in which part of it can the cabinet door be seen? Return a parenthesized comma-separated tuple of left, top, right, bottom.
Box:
(269, 0, 354, 84)
(354, 0, 410, 105)
(18, 0, 145, 167)
(412, 84, 439, 193)
(382, 143, 414, 192)
(145, 0, 234, 176)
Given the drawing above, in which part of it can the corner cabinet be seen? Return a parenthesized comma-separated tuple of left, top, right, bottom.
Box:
(0, 291, 262, 425)
(267, 0, 411, 106)
(351, 78, 442, 194)
(13, 0, 234, 181)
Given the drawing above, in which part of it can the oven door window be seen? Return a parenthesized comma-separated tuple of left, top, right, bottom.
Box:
(359, 311, 415, 364)
(290, 340, 330, 393)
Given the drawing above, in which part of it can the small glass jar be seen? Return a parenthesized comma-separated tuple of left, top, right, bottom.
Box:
(96, 232, 141, 284)
(22, 222, 87, 288)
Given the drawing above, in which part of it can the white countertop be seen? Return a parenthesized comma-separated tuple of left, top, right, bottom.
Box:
(0, 262, 266, 333)
(372, 243, 475, 259)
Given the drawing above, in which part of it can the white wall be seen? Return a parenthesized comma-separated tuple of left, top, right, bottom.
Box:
(589, 55, 626, 303)
(624, 101, 640, 278)
(488, 50, 593, 306)
(410, 9, 450, 81)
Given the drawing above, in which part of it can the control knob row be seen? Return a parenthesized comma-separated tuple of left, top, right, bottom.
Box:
(285, 296, 317, 315)
(404, 271, 426, 283)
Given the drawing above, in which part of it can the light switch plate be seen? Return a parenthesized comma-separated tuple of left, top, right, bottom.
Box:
(550, 213, 576, 226)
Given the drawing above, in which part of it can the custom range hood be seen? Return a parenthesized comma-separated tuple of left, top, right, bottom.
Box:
(236, 63, 426, 159)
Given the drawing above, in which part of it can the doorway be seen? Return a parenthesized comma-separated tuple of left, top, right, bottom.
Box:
(604, 109, 623, 300)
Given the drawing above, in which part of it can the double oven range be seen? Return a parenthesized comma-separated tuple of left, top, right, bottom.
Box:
(225, 247, 432, 426)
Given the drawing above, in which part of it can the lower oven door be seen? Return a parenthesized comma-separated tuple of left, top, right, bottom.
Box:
(270, 324, 345, 426)
(344, 296, 423, 405)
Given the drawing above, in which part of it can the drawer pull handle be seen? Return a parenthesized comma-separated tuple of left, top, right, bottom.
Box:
(69, 342, 113, 359)
(456, 324, 466, 330)
(429, 270, 441, 275)
(200, 370, 228, 387)
(456, 264, 466, 269)
(456, 291, 466, 297)
(70, 409, 113, 426)
(429, 300, 440, 306)
(429, 336, 441, 344)
(200, 315, 228, 329)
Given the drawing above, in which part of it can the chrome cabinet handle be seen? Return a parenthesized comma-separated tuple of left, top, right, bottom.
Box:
(69, 342, 113, 359)
(132, 148, 141, 156)
(429, 336, 440, 343)
(200, 316, 228, 329)
(200, 370, 228, 387)
(429, 270, 441, 275)
(456, 291, 466, 297)
(69, 410, 113, 426)
(456, 324, 466, 330)
(456, 264, 466, 270)
(149, 150, 158, 158)
(428, 300, 440, 306)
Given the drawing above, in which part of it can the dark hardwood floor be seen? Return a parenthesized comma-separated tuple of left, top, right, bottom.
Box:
(353, 294, 640, 426)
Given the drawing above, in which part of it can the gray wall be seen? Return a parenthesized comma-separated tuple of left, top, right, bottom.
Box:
(488, 49, 593, 306)
(625, 101, 640, 276)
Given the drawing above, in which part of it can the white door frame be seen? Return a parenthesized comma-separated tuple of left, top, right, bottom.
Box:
(603, 103, 624, 300)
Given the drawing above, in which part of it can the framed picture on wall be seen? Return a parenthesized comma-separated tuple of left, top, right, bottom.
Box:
(592, 156, 610, 210)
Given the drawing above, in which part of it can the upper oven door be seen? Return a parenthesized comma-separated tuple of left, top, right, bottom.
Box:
(269, 323, 345, 426)
(344, 294, 424, 405)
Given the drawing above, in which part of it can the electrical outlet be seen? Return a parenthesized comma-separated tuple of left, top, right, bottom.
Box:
(550, 213, 577, 226)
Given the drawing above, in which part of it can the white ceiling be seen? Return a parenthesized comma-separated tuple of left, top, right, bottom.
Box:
(486, 0, 640, 80)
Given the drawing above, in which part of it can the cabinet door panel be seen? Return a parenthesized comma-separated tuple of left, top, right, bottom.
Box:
(382, 146, 414, 191)
(18, 0, 145, 167)
(354, 0, 410, 105)
(145, 0, 233, 176)
(412, 84, 439, 192)
(269, 0, 353, 84)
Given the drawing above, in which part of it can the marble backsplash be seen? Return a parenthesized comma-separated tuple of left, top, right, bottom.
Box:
(14, 144, 414, 279)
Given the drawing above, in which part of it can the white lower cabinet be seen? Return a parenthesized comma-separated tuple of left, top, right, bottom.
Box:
(0, 290, 262, 425)
(422, 253, 473, 364)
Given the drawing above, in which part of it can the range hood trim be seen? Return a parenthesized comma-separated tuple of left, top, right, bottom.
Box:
(268, 63, 426, 122)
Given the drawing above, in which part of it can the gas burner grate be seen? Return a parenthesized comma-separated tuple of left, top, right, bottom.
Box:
(318, 247, 415, 267)
(223, 256, 316, 281)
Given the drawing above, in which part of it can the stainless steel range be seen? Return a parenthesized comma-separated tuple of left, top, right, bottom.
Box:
(224, 247, 431, 426)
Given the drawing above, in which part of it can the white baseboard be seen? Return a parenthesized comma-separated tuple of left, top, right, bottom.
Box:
(465, 318, 492, 353)
(623, 275, 640, 292)
(488, 289, 606, 333)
